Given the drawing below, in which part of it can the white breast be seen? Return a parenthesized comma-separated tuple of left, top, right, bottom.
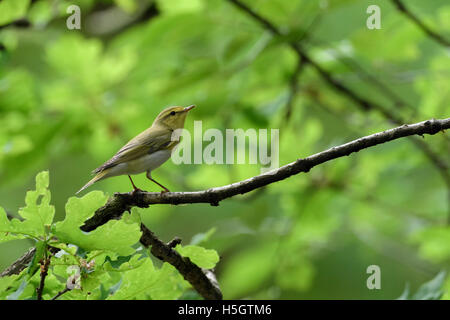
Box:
(108, 149, 172, 176)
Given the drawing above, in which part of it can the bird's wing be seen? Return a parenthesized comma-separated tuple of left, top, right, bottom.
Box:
(93, 126, 174, 174)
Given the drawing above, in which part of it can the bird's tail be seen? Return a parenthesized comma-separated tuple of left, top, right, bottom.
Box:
(76, 170, 109, 195)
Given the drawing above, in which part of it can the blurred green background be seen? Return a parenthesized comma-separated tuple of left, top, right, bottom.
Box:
(1, 0, 449, 299)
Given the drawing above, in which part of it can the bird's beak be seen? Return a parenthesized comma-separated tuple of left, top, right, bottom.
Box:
(183, 105, 195, 112)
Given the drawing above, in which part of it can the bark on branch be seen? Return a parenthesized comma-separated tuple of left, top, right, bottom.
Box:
(226, 0, 450, 216)
(0, 248, 35, 277)
(77, 118, 448, 300)
(139, 224, 222, 300)
(2, 118, 448, 299)
(82, 118, 449, 231)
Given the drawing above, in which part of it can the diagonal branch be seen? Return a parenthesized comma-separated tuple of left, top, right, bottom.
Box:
(0, 248, 35, 277)
(81, 118, 449, 231)
(3, 118, 448, 299)
(391, 0, 450, 48)
(225, 0, 411, 122)
(139, 224, 222, 300)
(78, 118, 447, 300)
(225, 0, 450, 216)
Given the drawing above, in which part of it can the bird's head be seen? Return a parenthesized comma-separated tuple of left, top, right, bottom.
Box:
(153, 105, 195, 130)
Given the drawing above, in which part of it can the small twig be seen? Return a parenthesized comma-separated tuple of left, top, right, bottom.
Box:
(391, 0, 450, 47)
(304, 36, 417, 115)
(284, 56, 306, 123)
(225, 0, 450, 218)
(51, 287, 70, 300)
(36, 255, 50, 300)
(167, 237, 182, 248)
(0, 18, 31, 30)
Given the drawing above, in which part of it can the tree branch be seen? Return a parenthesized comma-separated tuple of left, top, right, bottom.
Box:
(391, 0, 450, 48)
(225, 0, 450, 217)
(77, 118, 448, 300)
(0, 248, 35, 277)
(81, 118, 449, 231)
(0, 18, 31, 30)
(2, 118, 448, 299)
(139, 224, 222, 300)
(77, 118, 448, 299)
(36, 255, 50, 300)
(225, 0, 410, 122)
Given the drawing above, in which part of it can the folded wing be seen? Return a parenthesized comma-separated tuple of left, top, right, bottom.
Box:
(93, 126, 174, 174)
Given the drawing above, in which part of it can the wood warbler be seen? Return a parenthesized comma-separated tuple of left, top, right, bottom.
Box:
(76, 105, 195, 194)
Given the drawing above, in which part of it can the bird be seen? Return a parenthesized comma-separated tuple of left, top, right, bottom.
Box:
(76, 105, 195, 195)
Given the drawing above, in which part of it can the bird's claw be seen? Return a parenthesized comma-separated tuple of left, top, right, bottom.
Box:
(131, 188, 144, 195)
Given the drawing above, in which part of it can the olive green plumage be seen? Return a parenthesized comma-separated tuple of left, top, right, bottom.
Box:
(76, 105, 195, 194)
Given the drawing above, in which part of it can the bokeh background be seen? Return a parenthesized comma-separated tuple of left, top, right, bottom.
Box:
(1, 0, 449, 299)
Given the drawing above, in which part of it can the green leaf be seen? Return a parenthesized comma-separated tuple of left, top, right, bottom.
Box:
(19, 171, 54, 235)
(0, 207, 25, 242)
(175, 244, 219, 269)
(147, 263, 188, 300)
(0, 171, 54, 242)
(27, 241, 46, 277)
(28, 0, 52, 26)
(108, 259, 186, 300)
(114, 0, 138, 13)
(19, 272, 63, 300)
(412, 227, 450, 263)
(53, 192, 142, 256)
(397, 272, 447, 300)
(0, 274, 20, 299)
(104, 255, 132, 269)
(156, 0, 204, 15)
(412, 271, 446, 300)
(0, 0, 30, 25)
(103, 253, 145, 272)
(6, 280, 27, 300)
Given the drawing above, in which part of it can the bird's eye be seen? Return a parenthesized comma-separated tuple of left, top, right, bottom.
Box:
(170, 111, 176, 116)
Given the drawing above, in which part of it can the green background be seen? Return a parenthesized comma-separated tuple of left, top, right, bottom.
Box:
(1, 0, 449, 299)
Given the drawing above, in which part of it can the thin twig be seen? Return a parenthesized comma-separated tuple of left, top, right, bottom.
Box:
(391, 0, 450, 47)
(36, 255, 50, 300)
(304, 36, 417, 115)
(0, 18, 31, 30)
(51, 287, 70, 300)
(284, 56, 306, 123)
(225, 0, 450, 217)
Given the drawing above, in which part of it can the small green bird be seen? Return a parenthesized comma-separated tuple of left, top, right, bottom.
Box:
(76, 105, 195, 194)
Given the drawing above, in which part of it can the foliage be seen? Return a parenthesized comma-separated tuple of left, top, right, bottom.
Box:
(397, 271, 447, 300)
(0, 0, 449, 299)
(0, 171, 217, 299)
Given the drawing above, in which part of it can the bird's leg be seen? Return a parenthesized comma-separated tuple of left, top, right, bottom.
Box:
(146, 171, 170, 193)
(128, 175, 142, 193)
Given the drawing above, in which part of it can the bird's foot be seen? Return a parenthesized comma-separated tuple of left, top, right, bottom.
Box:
(131, 188, 144, 195)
